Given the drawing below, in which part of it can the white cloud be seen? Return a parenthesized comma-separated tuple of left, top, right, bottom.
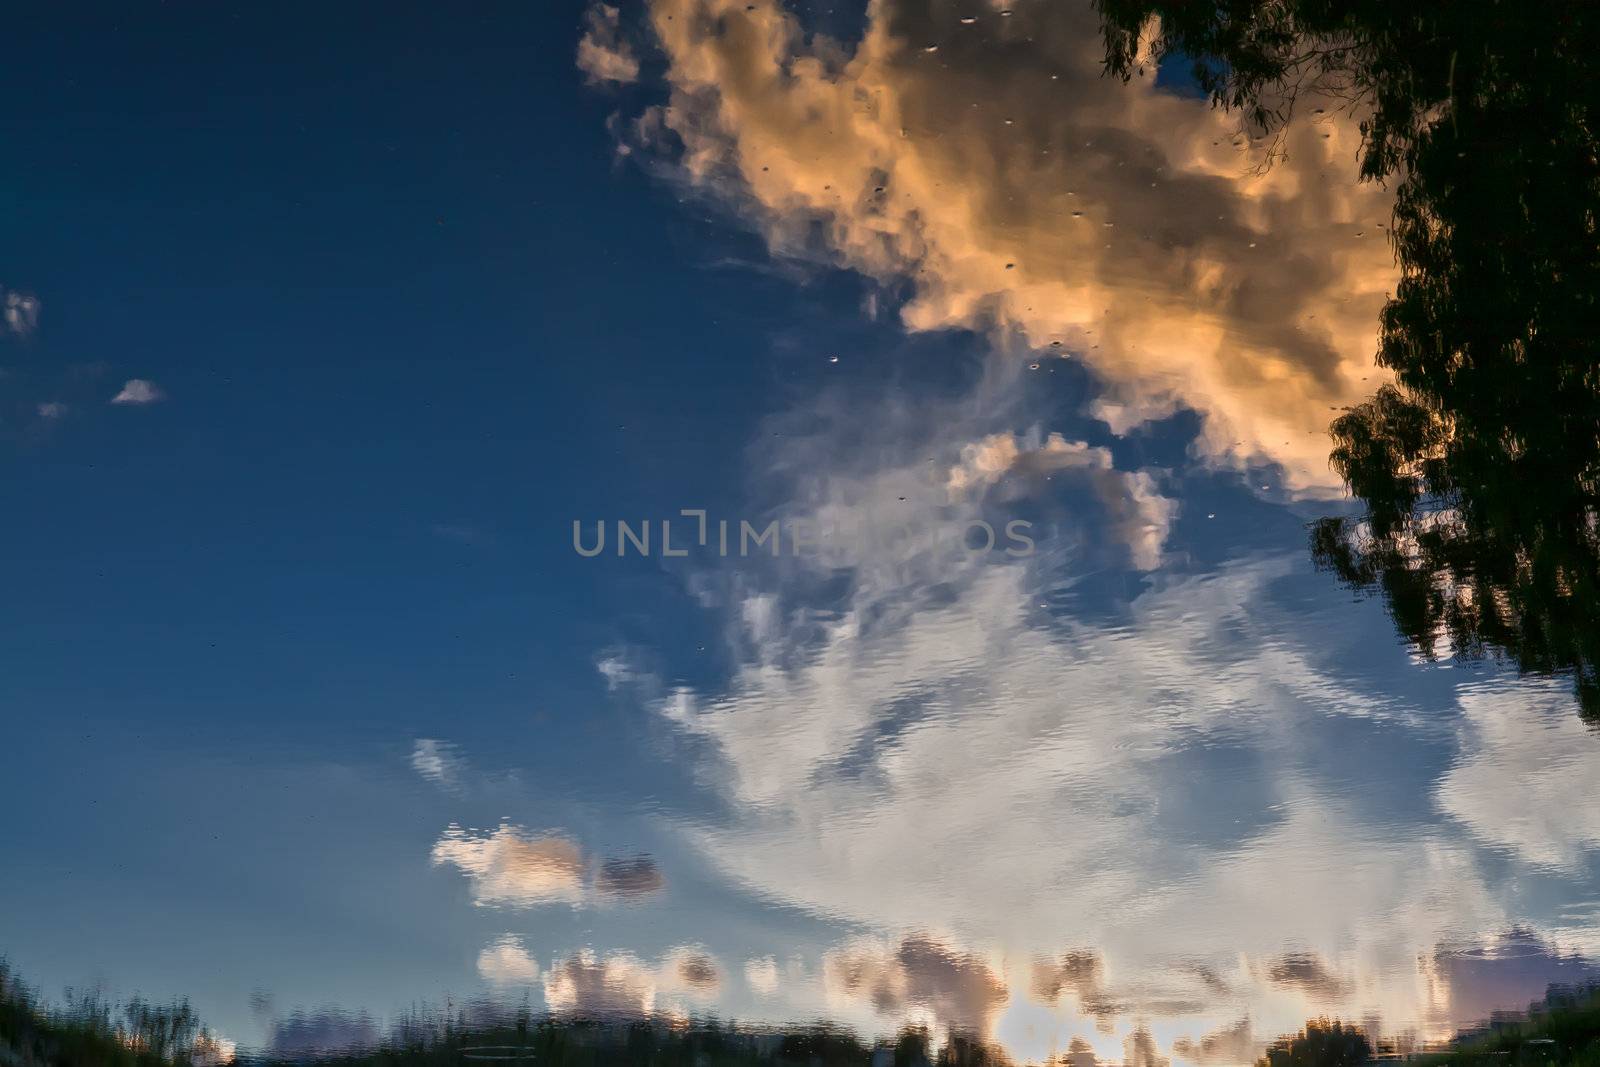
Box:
(410, 738, 465, 788)
(649, 552, 1515, 1038)
(601, 295, 1525, 1044)
(478, 935, 542, 986)
(745, 956, 780, 996)
(596, 655, 640, 691)
(946, 431, 1176, 570)
(431, 820, 668, 907)
(431, 823, 587, 906)
(1436, 680, 1600, 870)
(111, 378, 164, 406)
(544, 949, 657, 1016)
(36, 401, 66, 419)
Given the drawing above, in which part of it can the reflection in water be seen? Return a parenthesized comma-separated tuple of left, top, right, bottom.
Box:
(618, 0, 1397, 490)
(1092, 0, 1600, 715)
(1258, 1021, 1369, 1067)
(560, 0, 1600, 1058)
(4, 0, 1597, 1062)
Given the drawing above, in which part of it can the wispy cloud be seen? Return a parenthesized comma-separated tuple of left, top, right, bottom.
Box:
(596, 654, 641, 692)
(1436, 680, 1600, 871)
(410, 738, 466, 789)
(111, 378, 164, 406)
(577, 3, 640, 85)
(647, 550, 1515, 1036)
(2, 288, 39, 338)
(945, 431, 1176, 570)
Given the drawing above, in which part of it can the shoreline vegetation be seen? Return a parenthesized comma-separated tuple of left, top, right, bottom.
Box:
(4, 960, 1597, 1067)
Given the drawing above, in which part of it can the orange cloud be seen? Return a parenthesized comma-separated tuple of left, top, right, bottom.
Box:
(613, 0, 1398, 491)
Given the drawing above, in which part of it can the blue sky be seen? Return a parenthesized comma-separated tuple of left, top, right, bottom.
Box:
(3, 1, 1598, 1062)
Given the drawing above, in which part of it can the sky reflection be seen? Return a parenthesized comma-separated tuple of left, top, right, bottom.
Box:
(0, 0, 1595, 1063)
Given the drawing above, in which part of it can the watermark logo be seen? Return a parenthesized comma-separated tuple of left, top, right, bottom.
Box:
(572, 509, 1035, 558)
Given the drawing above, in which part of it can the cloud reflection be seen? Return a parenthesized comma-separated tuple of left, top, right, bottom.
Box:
(431, 824, 588, 907)
(609, 0, 1398, 491)
(825, 935, 1008, 1035)
(574, 0, 1600, 1052)
(597, 855, 668, 900)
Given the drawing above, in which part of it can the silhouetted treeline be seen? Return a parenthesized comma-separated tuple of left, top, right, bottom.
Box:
(9, 950, 1598, 1067)
(1425, 982, 1600, 1067)
(0, 958, 230, 1066)
(255, 1018, 1012, 1067)
(1095, 0, 1600, 718)
(1258, 1019, 1372, 1067)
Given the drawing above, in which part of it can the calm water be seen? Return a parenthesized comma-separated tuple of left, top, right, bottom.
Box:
(2, 0, 1596, 1063)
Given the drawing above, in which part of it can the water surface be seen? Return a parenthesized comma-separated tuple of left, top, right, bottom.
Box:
(1, 0, 1596, 1062)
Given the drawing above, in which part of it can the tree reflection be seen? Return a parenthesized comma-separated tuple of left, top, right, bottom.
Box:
(1095, 0, 1600, 718)
(1259, 1019, 1371, 1067)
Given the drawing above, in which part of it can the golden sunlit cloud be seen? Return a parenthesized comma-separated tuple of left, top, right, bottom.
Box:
(611, 0, 1398, 491)
(577, 3, 641, 85)
(430, 823, 666, 907)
